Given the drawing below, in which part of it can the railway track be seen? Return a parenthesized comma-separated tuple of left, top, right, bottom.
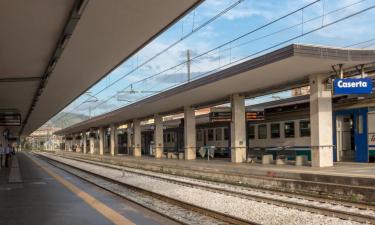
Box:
(38, 152, 375, 224)
(33, 153, 258, 225)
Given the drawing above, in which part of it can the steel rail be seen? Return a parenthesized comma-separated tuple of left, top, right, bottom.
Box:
(35, 153, 259, 225)
(50, 152, 375, 224)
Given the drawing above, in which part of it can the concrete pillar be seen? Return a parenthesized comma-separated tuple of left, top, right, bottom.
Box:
(89, 131, 95, 154)
(75, 134, 82, 152)
(133, 119, 141, 157)
(309, 74, 333, 167)
(184, 106, 196, 160)
(230, 94, 246, 163)
(110, 124, 117, 156)
(154, 114, 163, 158)
(64, 137, 68, 151)
(82, 132, 87, 154)
(71, 135, 76, 151)
(67, 136, 72, 151)
(127, 125, 132, 155)
(99, 127, 104, 155)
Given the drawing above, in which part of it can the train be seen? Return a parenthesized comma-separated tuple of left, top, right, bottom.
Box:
(134, 94, 375, 163)
(70, 93, 375, 163)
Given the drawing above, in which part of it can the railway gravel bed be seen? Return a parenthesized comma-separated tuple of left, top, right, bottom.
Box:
(38, 152, 370, 225)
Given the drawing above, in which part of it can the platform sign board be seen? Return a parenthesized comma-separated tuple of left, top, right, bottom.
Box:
(334, 78, 372, 95)
(209, 111, 265, 122)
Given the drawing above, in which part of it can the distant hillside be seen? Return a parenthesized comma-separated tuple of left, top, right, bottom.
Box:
(49, 112, 89, 129)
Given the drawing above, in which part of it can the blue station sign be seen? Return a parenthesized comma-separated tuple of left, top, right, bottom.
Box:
(334, 78, 373, 95)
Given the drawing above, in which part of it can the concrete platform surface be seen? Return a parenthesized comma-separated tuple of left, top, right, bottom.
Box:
(59, 151, 375, 180)
(0, 152, 178, 225)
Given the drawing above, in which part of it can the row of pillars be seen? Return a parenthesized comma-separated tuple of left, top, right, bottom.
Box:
(64, 74, 333, 167)
(65, 99, 242, 162)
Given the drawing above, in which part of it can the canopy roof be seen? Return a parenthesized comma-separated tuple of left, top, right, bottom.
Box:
(55, 44, 375, 135)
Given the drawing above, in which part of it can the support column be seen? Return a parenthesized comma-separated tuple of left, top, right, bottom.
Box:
(184, 106, 196, 160)
(230, 94, 246, 163)
(70, 135, 74, 151)
(127, 125, 132, 155)
(64, 137, 68, 151)
(99, 127, 104, 155)
(110, 124, 117, 156)
(133, 119, 141, 157)
(310, 74, 333, 167)
(82, 132, 87, 154)
(154, 114, 163, 158)
(89, 131, 95, 154)
(75, 134, 81, 152)
(68, 135, 74, 152)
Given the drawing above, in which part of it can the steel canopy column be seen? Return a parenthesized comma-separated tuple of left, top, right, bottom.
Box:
(184, 106, 196, 160)
(82, 132, 87, 154)
(110, 124, 117, 156)
(133, 119, 141, 157)
(310, 74, 333, 167)
(230, 94, 246, 163)
(99, 127, 104, 155)
(154, 114, 163, 158)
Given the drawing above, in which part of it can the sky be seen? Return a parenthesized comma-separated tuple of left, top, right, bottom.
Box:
(50, 0, 375, 128)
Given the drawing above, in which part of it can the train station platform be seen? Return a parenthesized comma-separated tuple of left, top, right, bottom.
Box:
(54, 151, 375, 204)
(0, 152, 178, 225)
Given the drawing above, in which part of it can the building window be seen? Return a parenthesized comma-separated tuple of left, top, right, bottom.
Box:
(163, 134, 166, 143)
(167, 133, 171, 143)
(258, 124, 267, 139)
(215, 128, 223, 141)
(224, 127, 229, 140)
(271, 123, 280, 138)
(248, 125, 255, 139)
(284, 122, 295, 138)
(208, 129, 214, 141)
(299, 120, 311, 137)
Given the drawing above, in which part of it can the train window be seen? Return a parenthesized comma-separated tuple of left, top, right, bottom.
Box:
(224, 127, 229, 140)
(215, 128, 223, 141)
(208, 129, 214, 141)
(248, 125, 255, 139)
(299, 120, 311, 137)
(197, 130, 203, 142)
(258, 124, 267, 139)
(284, 122, 295, 138)
(271, 123, 280, 138)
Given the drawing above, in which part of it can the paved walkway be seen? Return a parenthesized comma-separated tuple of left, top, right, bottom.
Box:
(0, 152, 178, 225)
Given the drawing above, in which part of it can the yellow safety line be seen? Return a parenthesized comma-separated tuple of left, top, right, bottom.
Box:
(28, 154, 135, 225)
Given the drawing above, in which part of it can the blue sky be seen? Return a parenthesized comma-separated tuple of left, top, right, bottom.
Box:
(51, 0, 375, 127)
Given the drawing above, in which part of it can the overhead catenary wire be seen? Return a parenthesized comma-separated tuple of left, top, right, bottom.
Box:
(57, 0, 375, 126)
(89, 0, 368, 112)
(53, 0, 245, 123)
(93, 3, 375, 116)
(55, 0, 322, 122)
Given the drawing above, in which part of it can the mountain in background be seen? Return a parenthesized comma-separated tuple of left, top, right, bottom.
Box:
(48, 112, 89, 129)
